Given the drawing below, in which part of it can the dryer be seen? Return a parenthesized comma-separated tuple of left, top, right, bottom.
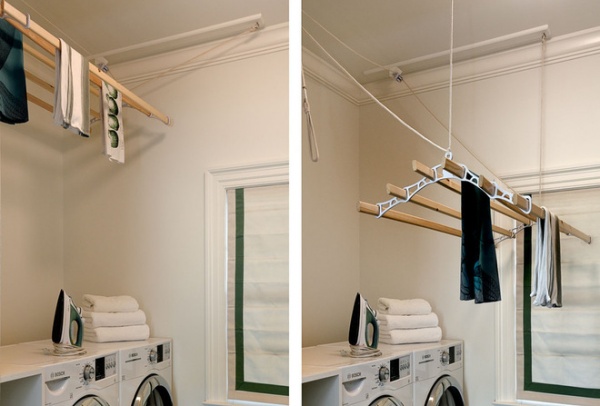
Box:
(43, 351, 119, 406)
(119, 338, 173, 406)
(412, 340, 464, 406)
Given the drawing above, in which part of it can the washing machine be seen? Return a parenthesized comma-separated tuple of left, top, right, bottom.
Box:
(119, 338, 173, 406)
(341, 352, 412, 406)
(43, 350, 119, 406)
(412, 340, 464, 406)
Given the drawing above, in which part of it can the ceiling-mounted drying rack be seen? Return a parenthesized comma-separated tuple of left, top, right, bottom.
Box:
(0, 0, 171, 125)
(358, 157, 592, 244)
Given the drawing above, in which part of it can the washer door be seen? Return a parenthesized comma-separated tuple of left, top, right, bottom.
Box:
(425, 375, 465, 406)
(370, 395, 403, 406)
(132, 374, 173, 406)
(74, 395, 110, 406)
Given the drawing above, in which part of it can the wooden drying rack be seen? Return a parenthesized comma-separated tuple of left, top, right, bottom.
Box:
(359, 157, 592, 244)
(1, 0, 171, 125)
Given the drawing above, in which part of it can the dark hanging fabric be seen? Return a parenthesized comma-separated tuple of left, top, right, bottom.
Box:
(0, 18, 29, 124)
(460, 181, 501, 303)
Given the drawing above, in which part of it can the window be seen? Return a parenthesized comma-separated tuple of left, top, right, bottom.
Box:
(515, 189, 600, 405)
(205, 162, 289, 406)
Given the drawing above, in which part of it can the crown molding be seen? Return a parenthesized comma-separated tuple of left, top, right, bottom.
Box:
(110, 22, 289, 85)
(303, 26, 600, 106)
(500, 164, 600, 195)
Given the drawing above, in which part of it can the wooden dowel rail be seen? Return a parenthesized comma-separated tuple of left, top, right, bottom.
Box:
(358, 201, 462, 238)
(25, 70, 101, 119)
(2, 1, 171, 125)
(386, 182, 513, 238)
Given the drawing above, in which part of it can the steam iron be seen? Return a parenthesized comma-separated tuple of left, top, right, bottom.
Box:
(51, 289, 85, 355)
(347, 292, 381, 358)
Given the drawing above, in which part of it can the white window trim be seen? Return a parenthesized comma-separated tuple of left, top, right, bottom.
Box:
(494, 166, 600, 406)
(204, 161, 289, 406)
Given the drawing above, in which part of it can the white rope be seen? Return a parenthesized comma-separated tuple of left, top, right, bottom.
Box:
(538, 33, 547, 200)
(130, 24, 260, 91)
(303, 27, 447, 153)
(447, 0, 455, 156)
(302, 69, 320, 162)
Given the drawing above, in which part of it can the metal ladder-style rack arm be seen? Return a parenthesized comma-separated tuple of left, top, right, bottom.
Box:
(385, 182, 513, 238)
(1, 0, 171, 125)
(358, 158, 591, 245)
(440, 157, 592, 244)
(412, 160, 534, 226)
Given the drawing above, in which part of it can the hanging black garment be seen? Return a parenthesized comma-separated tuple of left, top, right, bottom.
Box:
(460, 181, 501, 303)
(0, 18, 29, 124)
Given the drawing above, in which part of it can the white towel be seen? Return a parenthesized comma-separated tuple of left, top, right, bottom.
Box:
(378, 313, 439, 330)
(531, 207, 562, 308)
(379, 327, 442, 345)
(53, 39, 90, 137)
(82, 294, 139, 313)
(101, 81, 125, 163)
(82, 309, 146, 328)
(377, 298, 432, 315)
(83, 324, 150, 343)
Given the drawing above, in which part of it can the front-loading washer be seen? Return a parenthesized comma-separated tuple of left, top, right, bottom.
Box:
(119, 338, 173, 406)
(43, 350, 119, 405)
(412, 340, 464, 406)
(341, 352, 412, 406)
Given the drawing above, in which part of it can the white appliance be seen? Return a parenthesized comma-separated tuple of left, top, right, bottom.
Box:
(43, 351, 119, 406)
(341, 353, 412, 406)
(303, 342, 413, 406)
(119, 338, 173, 406)
(412, 340, 464, 406)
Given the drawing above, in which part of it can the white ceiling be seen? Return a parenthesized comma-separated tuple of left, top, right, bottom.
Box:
(302, 0, 600, 84)
(8, 0, 289, 64)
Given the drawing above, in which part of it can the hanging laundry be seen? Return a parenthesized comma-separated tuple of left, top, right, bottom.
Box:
(531, 207, 562, 307)
(101, 81, 125, 163)
(0, 19, 28, 124)
(460, 181, 501, 303)
(54, 39, 90, 137)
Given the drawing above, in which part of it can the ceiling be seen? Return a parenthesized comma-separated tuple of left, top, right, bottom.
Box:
(302, 0, 600, 84)
(7, 0, 289, 64)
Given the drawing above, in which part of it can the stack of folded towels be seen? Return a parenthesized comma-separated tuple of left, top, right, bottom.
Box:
(82, 294, 150, 343)
(377, 297, 442, 345)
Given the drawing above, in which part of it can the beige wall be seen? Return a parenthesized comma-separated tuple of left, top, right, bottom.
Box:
(0, 27, 288, 404)
(301, 73, 360, 347)
(1, 108, 65, 344)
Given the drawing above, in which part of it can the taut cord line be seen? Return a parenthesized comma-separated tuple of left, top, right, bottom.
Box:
(303, 27, 447, 153)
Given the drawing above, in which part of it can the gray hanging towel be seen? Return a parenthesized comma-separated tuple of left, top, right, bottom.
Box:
(460, 181, 501, 303)
(531, 207, 562, 307)
(0, 19, 29, 124)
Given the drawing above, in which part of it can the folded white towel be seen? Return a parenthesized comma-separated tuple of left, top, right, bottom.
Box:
(82, 294, 139, 313)
(83, 324, 150, 343)
(378, 313, 439, 330)
(377, 298, 432, 315)
(53, 39, 89, 137)
(82, 309, 146, 328)
(379, 327, 442, 345)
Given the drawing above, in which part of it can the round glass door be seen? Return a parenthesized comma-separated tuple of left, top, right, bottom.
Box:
(133, 374, 173, 406)
(74, 395, 110, 406)
(370, 395, 402, 406)
(426, 375, 465, 406)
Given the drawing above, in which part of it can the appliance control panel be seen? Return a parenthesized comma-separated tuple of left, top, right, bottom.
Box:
(81, 352, 118, 384)
(414, 341, 464, 382)
(341, 353, 412, 405)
